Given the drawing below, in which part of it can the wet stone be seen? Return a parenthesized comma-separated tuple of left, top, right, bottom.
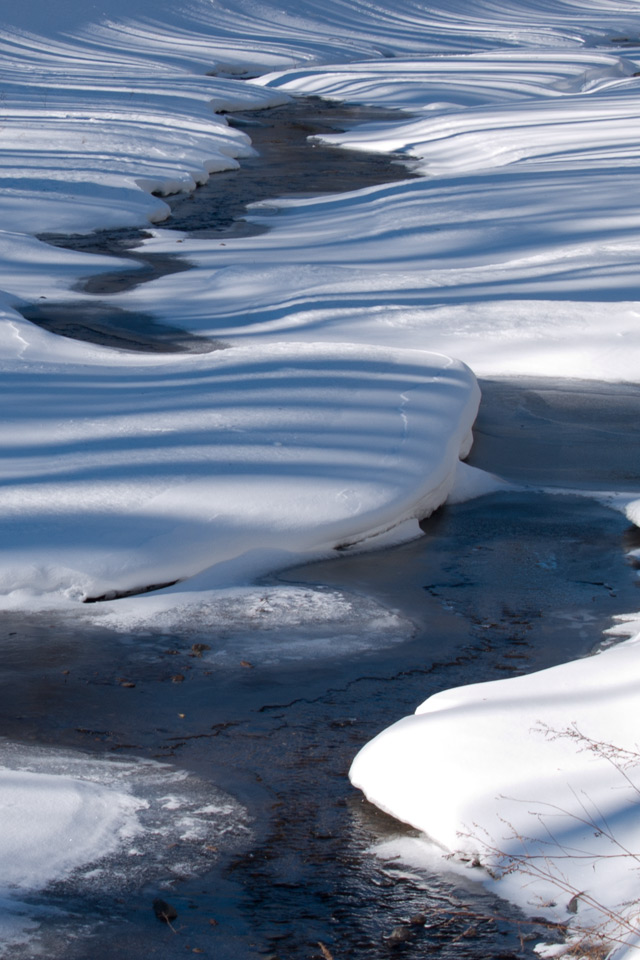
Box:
(383, 925, 414, 945)
(153, 898, 178, 923)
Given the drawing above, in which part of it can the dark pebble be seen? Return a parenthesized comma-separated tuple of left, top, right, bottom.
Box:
(191, 643, 211, 656)
(383, 925, 413, 945)
(153, 898, 178, 922)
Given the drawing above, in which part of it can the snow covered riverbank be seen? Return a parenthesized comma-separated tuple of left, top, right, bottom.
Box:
(1, 0, 640, 956)
(0, 332, 478, 606)
(350, 621, 640, 958)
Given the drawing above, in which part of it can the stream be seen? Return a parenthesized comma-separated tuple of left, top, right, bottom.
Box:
(4, 98, 640, 959)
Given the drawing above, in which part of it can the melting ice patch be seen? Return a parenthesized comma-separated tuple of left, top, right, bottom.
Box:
(0, 740, 249, 955)
(82, 583, 414, 664)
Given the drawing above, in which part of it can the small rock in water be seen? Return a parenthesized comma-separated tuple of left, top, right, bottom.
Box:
(191, 643, 210, 656)
(383, 925, 413, 946)
(153, 898, 178, 923)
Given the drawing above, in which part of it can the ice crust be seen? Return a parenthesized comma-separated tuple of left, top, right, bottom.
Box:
(0, 742, 249, 954)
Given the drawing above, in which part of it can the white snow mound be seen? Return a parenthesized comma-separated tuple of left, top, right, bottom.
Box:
(0, 337, 479, 606)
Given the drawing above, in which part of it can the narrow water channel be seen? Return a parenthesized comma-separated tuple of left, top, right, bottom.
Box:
(4, 98, 640, 959)
(25, 98, 416, 350)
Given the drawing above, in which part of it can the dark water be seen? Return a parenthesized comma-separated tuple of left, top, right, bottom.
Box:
(4, 99, 640, 958)
(470, 377, 640, 491)
(19, 299, 219, 354)
(163, 98, 416, 239)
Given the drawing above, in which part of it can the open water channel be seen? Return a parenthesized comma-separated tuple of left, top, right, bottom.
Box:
(5, 98, 640, 959)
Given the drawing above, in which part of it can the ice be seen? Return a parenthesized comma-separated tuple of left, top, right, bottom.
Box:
(0, 740, 248, 955)
(86, 583, 414, 663)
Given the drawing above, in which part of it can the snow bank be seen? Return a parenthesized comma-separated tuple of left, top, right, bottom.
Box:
(11, 0, 636, 78)
(3, 1, 640, 383)
(0, 768, 140, 891)
(350, 625, 640, 953)
(122, 177, 640, 380)
(253, 50, 635, 111)
(77, 0, 640, 67)
(3, 0, 629, 238)
(0, 329, 478, 608)
(0, 60, 286, 235)
(317, 90, 640, 194)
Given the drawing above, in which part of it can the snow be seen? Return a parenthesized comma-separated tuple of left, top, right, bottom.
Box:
(109, 56, 640, 380)
(0, 0, 640, 954)
(0, 768, 141, 890)
(0, 334, 478, 605)
(350, 627, 640, 955)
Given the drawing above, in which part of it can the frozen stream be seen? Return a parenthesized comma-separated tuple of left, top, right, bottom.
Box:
(3, 99, 640, 958)
(1, 443, 638, 959)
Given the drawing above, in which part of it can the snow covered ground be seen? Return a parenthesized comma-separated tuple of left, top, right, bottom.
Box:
(1, 0, 640, 955)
